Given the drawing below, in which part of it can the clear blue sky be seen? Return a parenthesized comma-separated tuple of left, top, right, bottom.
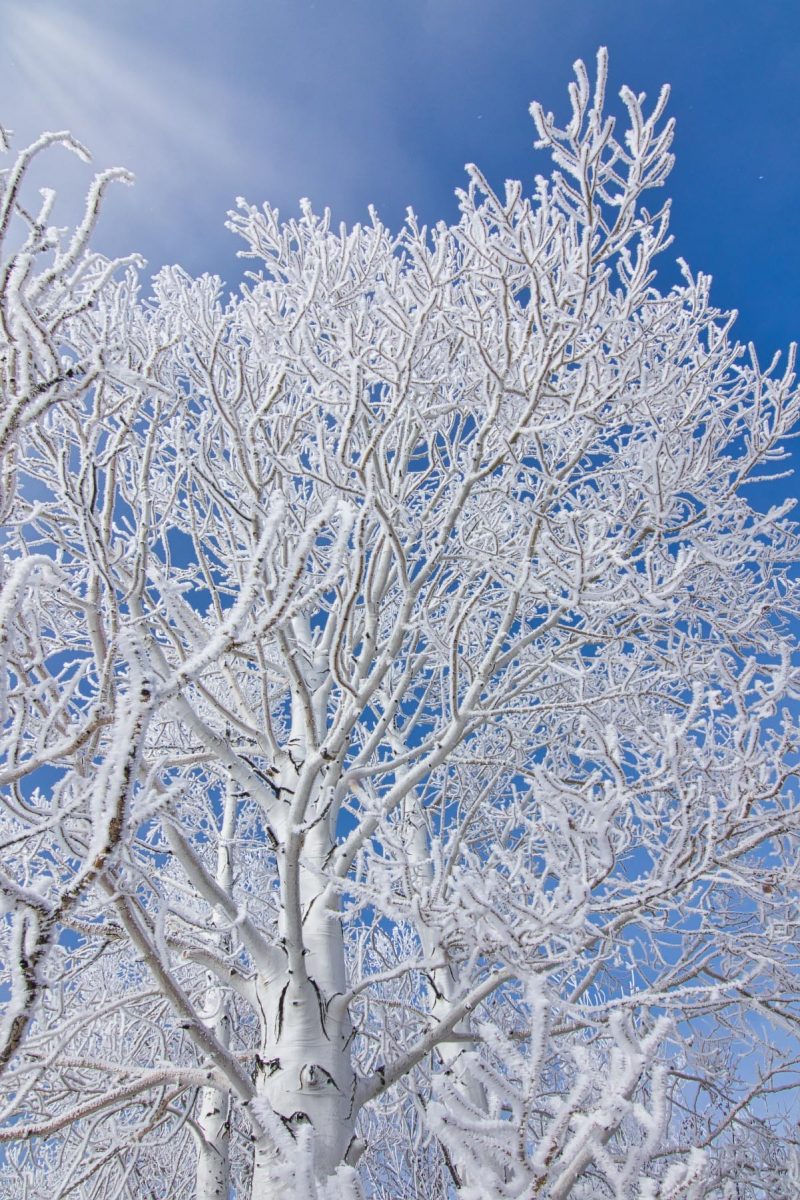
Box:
(2, 0, 798, 362)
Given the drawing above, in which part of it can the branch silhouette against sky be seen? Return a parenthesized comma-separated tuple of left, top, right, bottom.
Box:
(0, 6, 799, 1199)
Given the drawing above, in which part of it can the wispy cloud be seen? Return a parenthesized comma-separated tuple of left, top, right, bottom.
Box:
(1, 0, 430, 277)
(1, 1, 270, 269)
(4, 2, 246, 178)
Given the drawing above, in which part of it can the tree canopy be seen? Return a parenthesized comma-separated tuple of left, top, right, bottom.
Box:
(1, 53, 798, 1199)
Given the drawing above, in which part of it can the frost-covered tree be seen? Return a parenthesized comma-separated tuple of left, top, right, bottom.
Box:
(1, 53, 799, 1200)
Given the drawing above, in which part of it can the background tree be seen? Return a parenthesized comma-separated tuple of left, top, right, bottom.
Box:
(1, 54, 799, 1199)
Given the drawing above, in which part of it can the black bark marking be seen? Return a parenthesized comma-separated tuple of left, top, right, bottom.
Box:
(280, 1110, 312, 1139)
(275, 980, 289, 1040)
(425, 971, 445, 1002)
(308, 975, 330, 1038)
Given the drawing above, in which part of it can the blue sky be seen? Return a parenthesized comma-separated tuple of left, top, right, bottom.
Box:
(1, 0, 798, 360)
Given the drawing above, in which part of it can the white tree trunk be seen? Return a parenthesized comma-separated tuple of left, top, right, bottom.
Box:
(248, 940, 358, 1196)
(196, 787, 235, 1200)
(195, 1084, 231, 1200)
(249, 725, 359, 1197)
(410, 820, 487, 1192)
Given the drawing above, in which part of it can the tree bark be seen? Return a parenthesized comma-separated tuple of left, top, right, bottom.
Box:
(249, 734, 359, 1197)
(196, 786, 235, 1200)
(196, 1085, 231, 1200)
(248, 937, 358, 1196)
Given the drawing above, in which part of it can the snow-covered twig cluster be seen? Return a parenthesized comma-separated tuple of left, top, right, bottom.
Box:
(1, 53, 798, 1198)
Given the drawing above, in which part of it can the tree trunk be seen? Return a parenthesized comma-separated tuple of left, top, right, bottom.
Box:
(249, 750, 359, 1197)
(248, 955, 358, 1197)
(196, 1083, 231, 1200)
(196, 786, 235, 1200)
(411, 820, 487, 1192)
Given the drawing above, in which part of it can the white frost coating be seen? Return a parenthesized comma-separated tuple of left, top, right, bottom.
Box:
(157, 495, 289, 698)
(0, 555, 62, 725)
(1, 50, 799, 1200)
